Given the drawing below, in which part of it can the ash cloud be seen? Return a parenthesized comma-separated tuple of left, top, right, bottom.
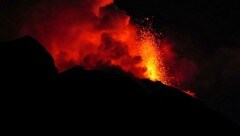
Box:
(0, 0, 198, 86)
(0, 0, 148, 79)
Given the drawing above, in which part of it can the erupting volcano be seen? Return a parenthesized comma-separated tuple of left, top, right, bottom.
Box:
(21, 0, 195, 90)
(2, 0, 240, 131)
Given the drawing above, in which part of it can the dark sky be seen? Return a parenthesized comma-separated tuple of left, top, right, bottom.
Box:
(0, 0, 240, 124)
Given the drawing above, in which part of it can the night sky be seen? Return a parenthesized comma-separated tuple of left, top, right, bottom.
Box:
(0, 0, 240, 124)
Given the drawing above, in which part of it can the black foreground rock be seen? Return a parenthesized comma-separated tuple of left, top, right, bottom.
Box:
(0, 36, 239, 134)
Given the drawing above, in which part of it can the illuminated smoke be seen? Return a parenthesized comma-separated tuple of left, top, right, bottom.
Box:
(20, 0, 196, 89)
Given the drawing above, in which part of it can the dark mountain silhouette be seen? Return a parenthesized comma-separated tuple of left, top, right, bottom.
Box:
(0, 36, 57, 81)
(0, 36, 239, 134)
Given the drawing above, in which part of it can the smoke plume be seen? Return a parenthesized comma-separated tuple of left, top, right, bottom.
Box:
(0, 0, 196, 90)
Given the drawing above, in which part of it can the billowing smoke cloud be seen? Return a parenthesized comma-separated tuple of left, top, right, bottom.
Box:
(0, 0, 197, 90)
(19, 0, 145, 75)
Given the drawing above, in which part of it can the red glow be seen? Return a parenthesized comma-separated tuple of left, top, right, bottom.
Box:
(185, 90, 196, 97)
(21, 0, 196, 89)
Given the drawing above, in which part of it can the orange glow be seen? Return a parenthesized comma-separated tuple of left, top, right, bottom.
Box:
(185, 90, 196, 97)
(138, 31, 168, 84)
(141, 39, 161, 81)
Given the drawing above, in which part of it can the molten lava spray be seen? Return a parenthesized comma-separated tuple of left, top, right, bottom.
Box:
(138, 29, 168, 84)
(21, 0, 196, 90)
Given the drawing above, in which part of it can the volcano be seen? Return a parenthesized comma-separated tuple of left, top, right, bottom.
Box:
(0, 36, 239, 134)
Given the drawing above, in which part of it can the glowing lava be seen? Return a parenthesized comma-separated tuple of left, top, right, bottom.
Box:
(185, 90, 196, 97)
(141, 38, 161, 81)
(138, 31, 168, 84)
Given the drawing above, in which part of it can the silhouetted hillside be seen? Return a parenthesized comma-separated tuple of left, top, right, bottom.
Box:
(0, 36, 57, 81)
(0, 37, 239, 134)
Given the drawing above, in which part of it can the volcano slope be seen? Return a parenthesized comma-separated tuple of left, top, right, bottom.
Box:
(0, 36, 239, 133)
